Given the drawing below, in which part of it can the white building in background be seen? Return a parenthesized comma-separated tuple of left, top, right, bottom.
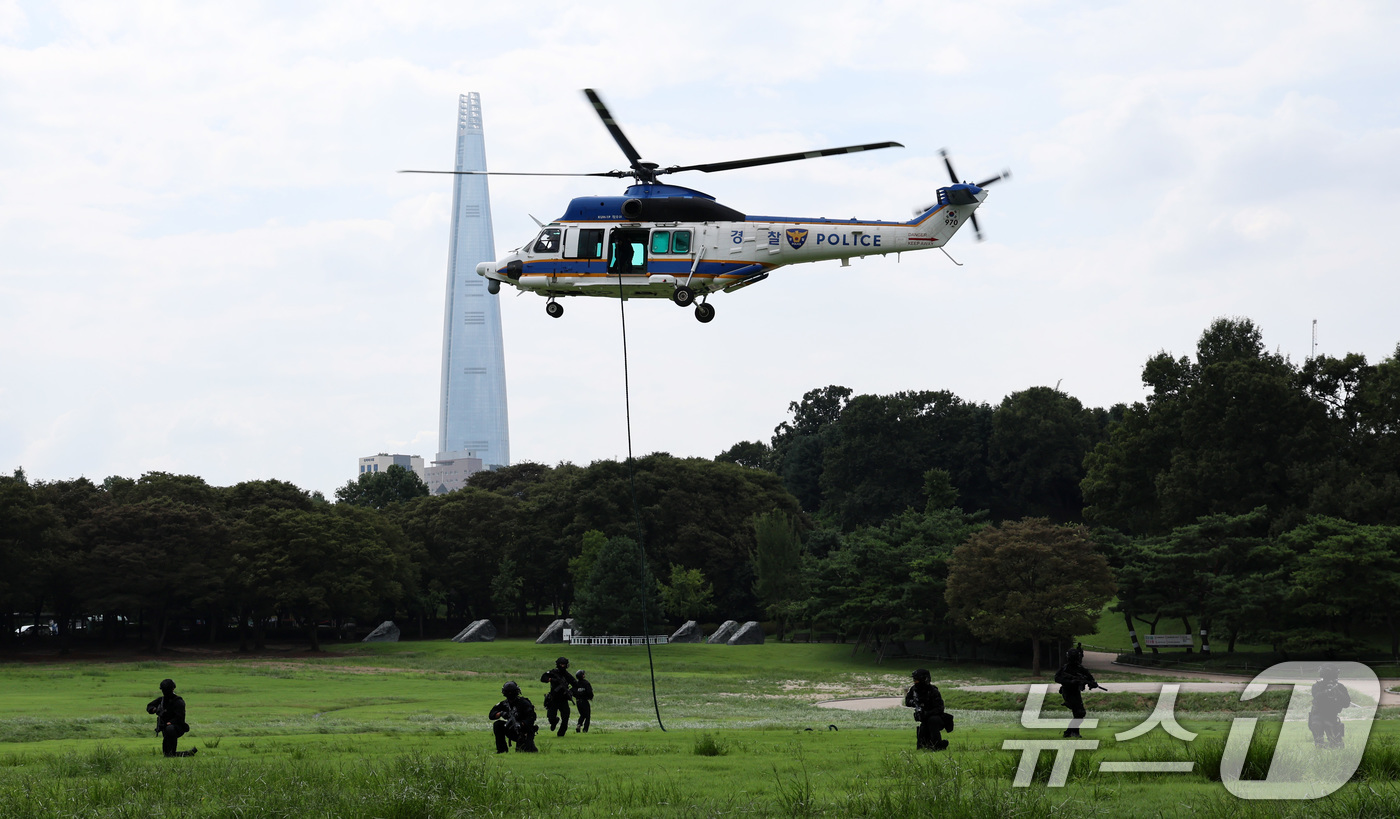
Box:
(355, 452, 481, 496)
(422, 454, 483, 496)
(357, 453, 425, 480)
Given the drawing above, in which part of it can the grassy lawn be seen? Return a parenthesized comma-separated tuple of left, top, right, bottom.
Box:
(0, 640, 1397, 817)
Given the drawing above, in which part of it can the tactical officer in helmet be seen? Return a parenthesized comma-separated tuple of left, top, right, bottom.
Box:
(1054, 644, 1105, 738)
(489, 681, 539, 753)
(540, 656, 575, 737)
(145, 678, 197, 757)
(571, 669, 594, 733)
(903, 668, 950, 751)
(1309, 665, 1351, 749)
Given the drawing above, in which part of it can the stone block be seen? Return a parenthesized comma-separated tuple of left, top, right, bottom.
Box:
(669, 620, 703, 643)
(452, 619, 496, 642)
(727, 621, 765, 645)
(362, 620, 400, 643)
(535, 618, 575, 644)
(706, 620, 739, 644)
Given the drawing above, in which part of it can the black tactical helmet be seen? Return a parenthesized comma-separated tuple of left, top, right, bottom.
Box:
(1320, 664, 1340, 682)
(912, 668, 931, 682)
(502, 681, 521, 697)
(575, 670, 586, 679)
(1066, 645, 1085, 664)
(159, 678, 176, 692)
(556, 657, 569, 668)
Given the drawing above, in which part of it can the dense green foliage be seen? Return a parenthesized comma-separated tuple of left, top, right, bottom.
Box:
(947, 518, 1117, 674)
(1083, 318, 1400, 534)
(0, 455, 798, 649)
(572, 535, 662, 635)
(334, 464, 430, 508)
(4, 317, 1400, 662)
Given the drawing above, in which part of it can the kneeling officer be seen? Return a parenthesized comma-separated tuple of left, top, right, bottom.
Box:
(489, 681, 539, 753)
(146, 678, 197, 757)
(904, 668, 950, 751)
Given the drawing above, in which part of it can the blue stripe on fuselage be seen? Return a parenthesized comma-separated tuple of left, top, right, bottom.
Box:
(746, 203, 948, 228)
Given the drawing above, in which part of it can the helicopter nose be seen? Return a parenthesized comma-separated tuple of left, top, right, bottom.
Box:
(475, 262, 491, 277)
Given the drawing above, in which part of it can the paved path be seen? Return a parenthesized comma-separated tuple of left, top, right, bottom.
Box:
(815, 651, 1400, 710)
(1084, 650, 1400, 706)
(817, 681, 1242, 712)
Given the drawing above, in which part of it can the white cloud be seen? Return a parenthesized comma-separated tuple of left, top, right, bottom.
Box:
(2, 0, 1398, 494)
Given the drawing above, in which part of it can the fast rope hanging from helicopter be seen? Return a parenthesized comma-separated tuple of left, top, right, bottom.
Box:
(615, 275, 667, 732)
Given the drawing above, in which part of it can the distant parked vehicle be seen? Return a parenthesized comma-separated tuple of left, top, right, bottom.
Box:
(14, 623, 55, 637)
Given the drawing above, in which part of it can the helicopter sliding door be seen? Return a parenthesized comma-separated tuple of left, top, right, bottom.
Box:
(564, 228, 604, 260)
(607, 228, 650, 276)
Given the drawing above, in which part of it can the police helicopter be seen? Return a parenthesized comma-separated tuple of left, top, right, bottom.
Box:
(402, 89, 1007, 323)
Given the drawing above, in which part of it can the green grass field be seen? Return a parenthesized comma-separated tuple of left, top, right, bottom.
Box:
(1, 640, 1397, 817)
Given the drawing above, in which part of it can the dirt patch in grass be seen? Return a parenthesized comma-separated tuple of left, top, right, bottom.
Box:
(224, 662, 478, 676)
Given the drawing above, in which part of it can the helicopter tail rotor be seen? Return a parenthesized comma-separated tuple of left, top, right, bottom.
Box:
(938, 148, 1010, 242)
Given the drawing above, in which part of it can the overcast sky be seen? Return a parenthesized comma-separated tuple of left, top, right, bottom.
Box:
(3, 1, 1397, 497)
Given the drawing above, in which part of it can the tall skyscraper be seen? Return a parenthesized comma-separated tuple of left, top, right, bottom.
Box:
(435, 93, 509, 482)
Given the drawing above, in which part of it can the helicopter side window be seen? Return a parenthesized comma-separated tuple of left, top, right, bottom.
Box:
(648, 229, 693, 254)
(565, 228, 604, 260)
(532, 228, 561, 254)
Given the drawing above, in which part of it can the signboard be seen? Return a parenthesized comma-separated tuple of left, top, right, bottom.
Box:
(562, 628, 572, 642)
(1144, 634, 1194, 647)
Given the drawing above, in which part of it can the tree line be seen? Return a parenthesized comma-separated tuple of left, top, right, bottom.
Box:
(0, 455, 798, 651)
(3, 317, 1398, 662)
(739, 317, 1400, 662)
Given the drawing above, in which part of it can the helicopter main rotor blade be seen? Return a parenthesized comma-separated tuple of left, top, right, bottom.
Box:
(663, 142, 903, 175)
(970, 212, 984, 242)
(398, 169, 628, 178)
(583, 88, 646, 169)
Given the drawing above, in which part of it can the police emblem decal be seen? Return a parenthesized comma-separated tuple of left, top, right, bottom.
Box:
(786, 228, 809, 249)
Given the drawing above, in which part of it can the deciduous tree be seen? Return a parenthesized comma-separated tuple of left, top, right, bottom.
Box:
(334, 464, 429, 509)
(946, 518, 1116, 675)
(572, 536, 662, 636)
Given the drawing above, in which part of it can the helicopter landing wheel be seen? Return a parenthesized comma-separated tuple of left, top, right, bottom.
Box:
(694, 302, 715, 324)
(545, 300, 564, 319)
(672, 285, 695, 307)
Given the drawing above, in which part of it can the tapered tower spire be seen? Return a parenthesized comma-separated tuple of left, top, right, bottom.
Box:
(433, 92, 509, 485)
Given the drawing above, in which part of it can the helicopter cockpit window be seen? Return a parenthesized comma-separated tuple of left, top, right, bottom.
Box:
(532, 228, 561, 254)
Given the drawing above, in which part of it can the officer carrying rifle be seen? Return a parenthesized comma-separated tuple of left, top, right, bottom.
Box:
(1054, 644, 1107, 738)
(489, 681, 539, 753)
(540, 656, 575, 737)
(903, 668, 951, 751)
(145, 678, 197, 757)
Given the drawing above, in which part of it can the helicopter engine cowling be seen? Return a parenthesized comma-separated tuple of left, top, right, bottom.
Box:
(621, 198, 644, 219)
